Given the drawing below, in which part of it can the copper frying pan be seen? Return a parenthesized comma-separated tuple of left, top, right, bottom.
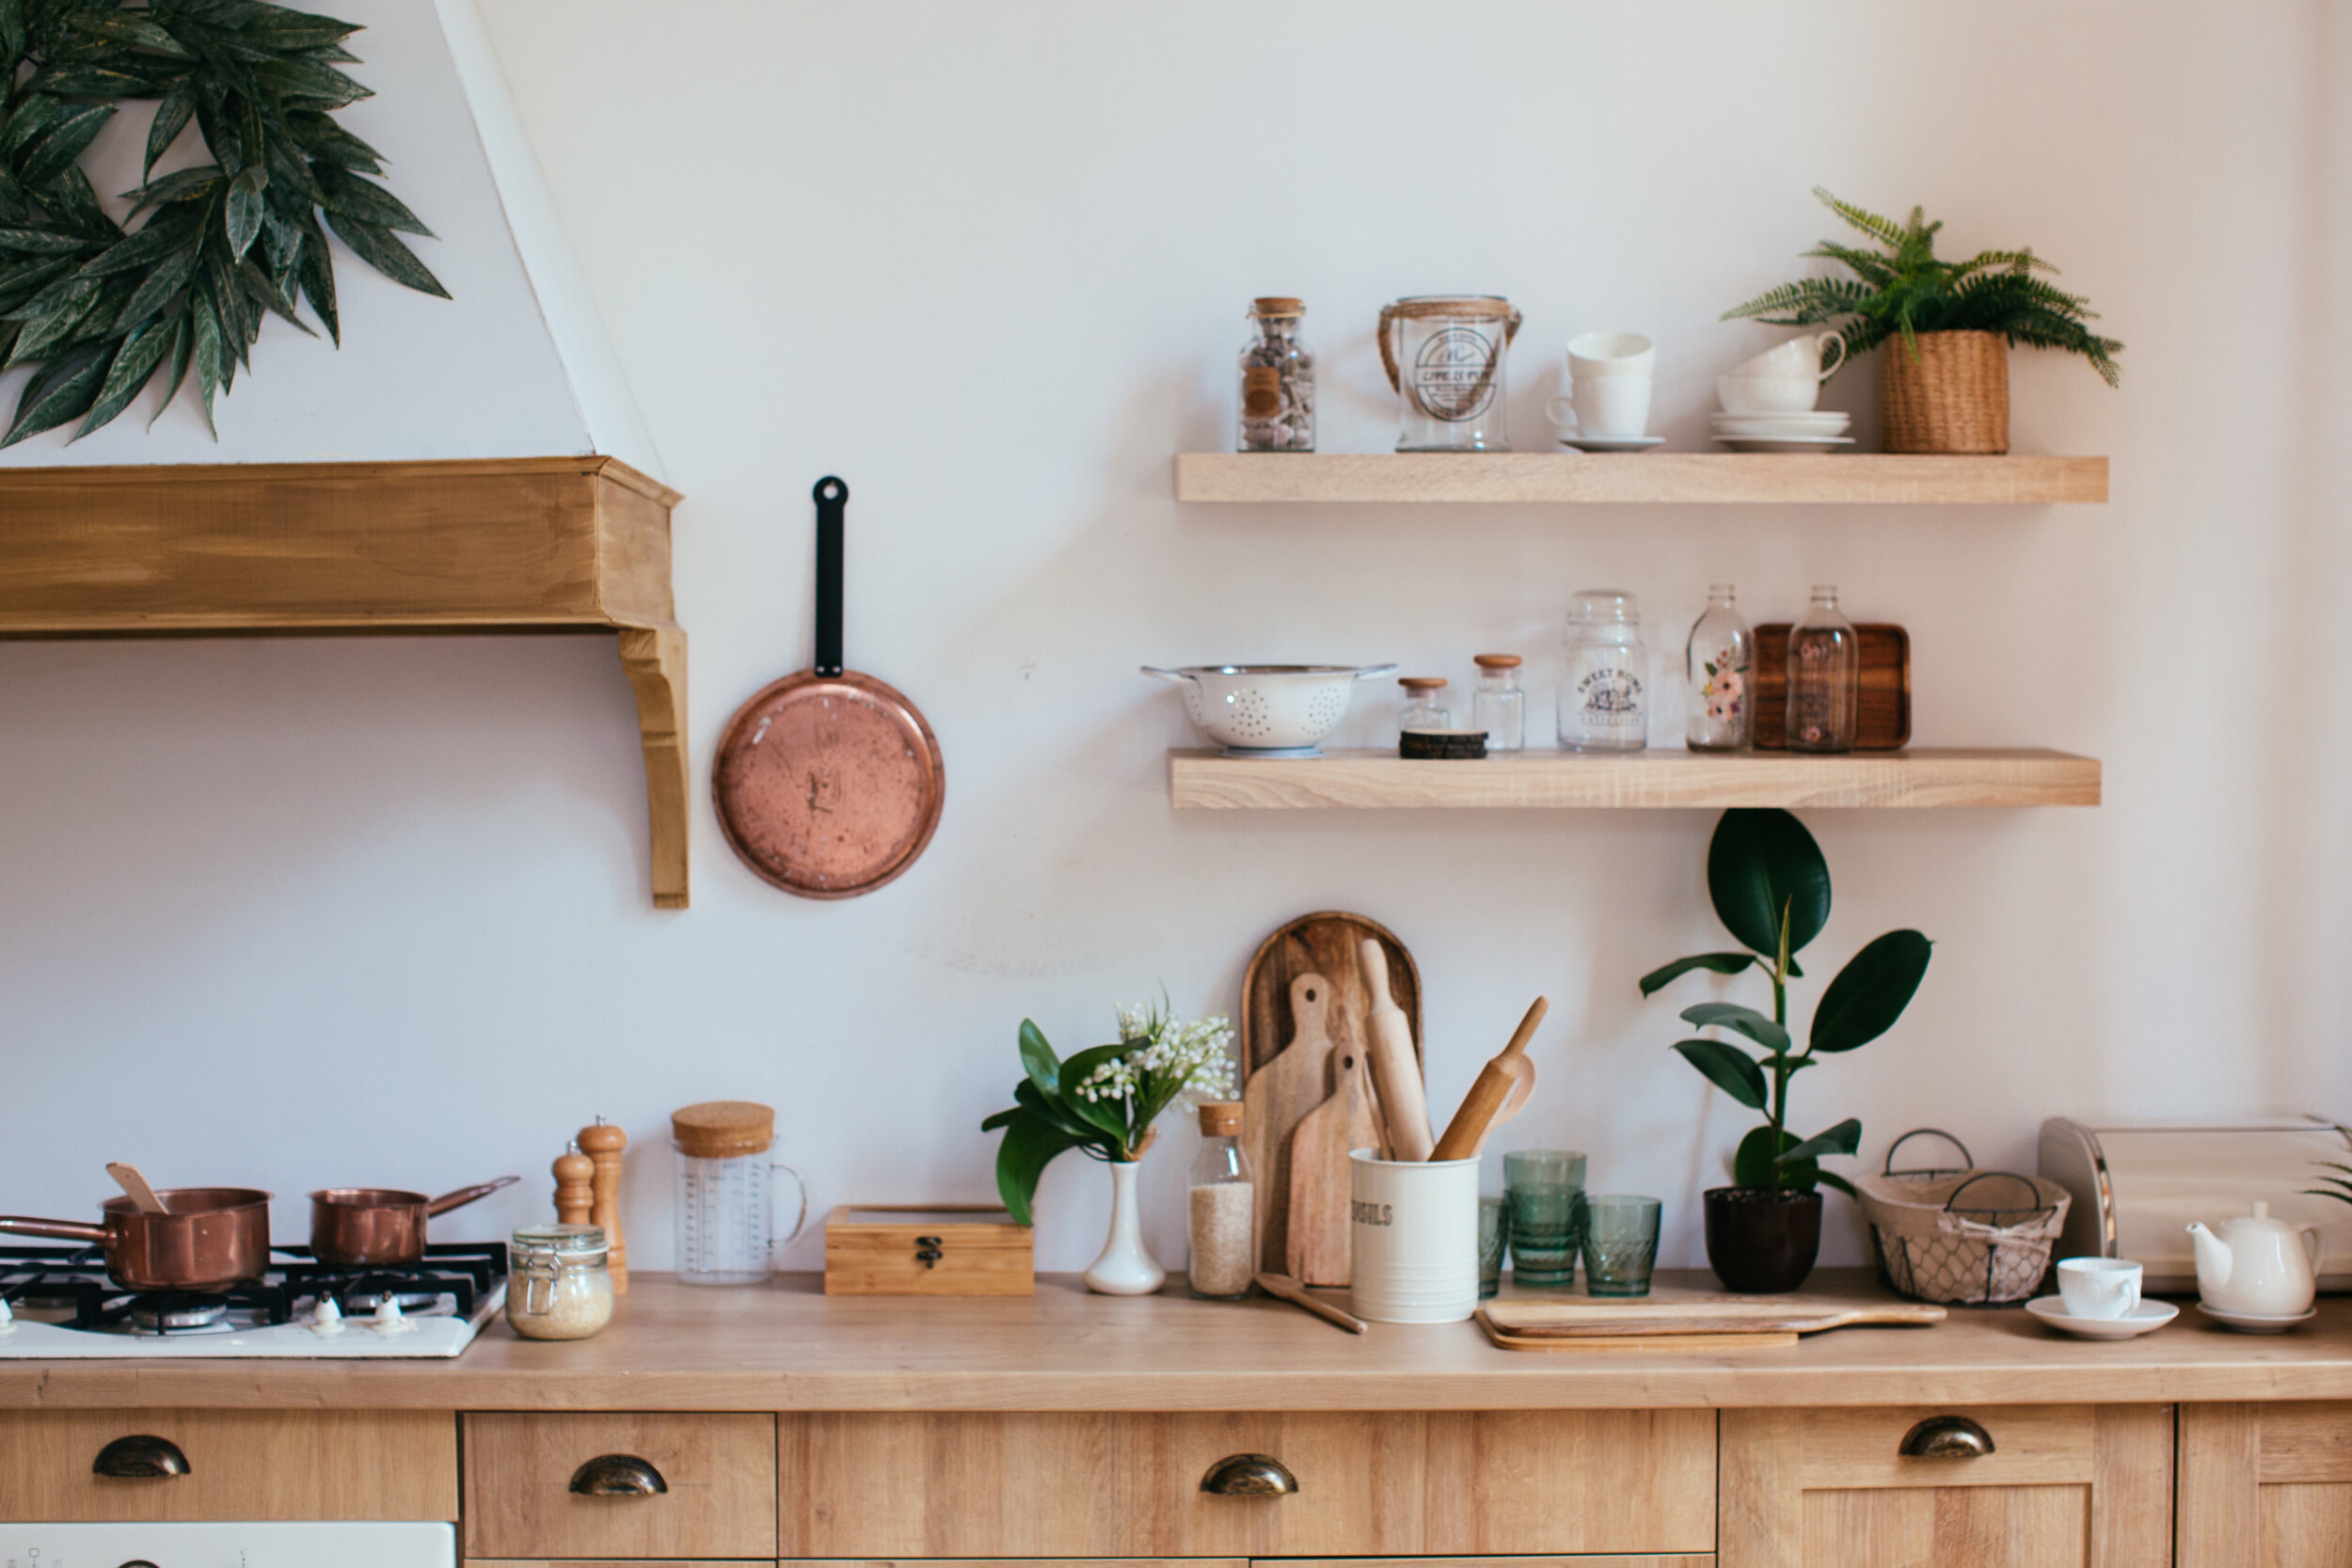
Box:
(713, 477, 945, 897)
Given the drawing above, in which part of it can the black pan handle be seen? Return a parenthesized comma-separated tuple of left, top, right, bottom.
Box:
(812, 475, 847, 677)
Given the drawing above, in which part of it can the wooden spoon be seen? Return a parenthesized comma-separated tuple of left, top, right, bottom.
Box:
(106, 1162, 168, 1215)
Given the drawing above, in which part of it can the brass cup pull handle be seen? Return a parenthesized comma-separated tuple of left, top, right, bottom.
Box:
(569, 1453, 670, 1497)
(1200, 1452, 1298, 1496)
(1899, 1415, 1996, 1458)
(93, 1434, 191, 1478)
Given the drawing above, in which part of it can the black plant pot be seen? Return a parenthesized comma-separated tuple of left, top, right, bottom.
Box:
(1704, 1186, 1824, 1293)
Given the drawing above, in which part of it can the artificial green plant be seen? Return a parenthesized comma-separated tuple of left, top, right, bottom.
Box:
(1642, 808, 1933, 1196)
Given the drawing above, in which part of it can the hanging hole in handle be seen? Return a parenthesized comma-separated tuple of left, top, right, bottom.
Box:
(812, 476, 848, 505)
(1884, 1127, 1975, 1180)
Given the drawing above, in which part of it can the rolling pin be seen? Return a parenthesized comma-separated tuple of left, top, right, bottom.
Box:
(1359, 938, 1434, 1161)
(1429, 997, 1547, 1162)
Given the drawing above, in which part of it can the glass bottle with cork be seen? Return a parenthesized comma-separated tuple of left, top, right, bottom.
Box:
(1398, 676, 1484, 758)
(1187, 1101, 1253, 1300)
(1471, 654, 1525, 752)
(1237, 298, 1314, 452)
(1786, 584, 1860, 752)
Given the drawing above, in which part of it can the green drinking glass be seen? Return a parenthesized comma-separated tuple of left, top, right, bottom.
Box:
(1503, 1149, 1586, 1289)
(1478, 1195, 1506, 1300)
(1581, 1195, 1662, 1297)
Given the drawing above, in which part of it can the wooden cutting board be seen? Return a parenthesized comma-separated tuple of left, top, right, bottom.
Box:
(1285, 1033, 1379, 1287)
(1241, 973, 1338, 1275)
(1748, 623, 1911, 750)
(1478, 1286, 1946, 1352)
(1241, 911, 1421, 1076)
(1477, 1316, 1803, 1352)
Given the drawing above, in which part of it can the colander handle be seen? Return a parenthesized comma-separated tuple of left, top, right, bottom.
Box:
(1351, 664, 1400, 679)
(1140, 667, 1192, 683)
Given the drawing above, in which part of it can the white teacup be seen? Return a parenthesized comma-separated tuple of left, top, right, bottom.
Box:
(1549, 375, 1652, 440)
(1733, 331, 1846, 383)
(1718, 373, 1820, 415)
(1566, 331, 1654, 379)
(2055, 1257, 2144, 1320)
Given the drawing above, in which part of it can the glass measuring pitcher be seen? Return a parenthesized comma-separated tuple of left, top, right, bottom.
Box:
(1377, 294, 1521, 451)
(670, 1100, 807, 1286)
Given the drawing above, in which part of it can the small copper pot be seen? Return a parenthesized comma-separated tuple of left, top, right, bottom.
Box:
(307, 1176, 519, 1268)
(0, 1188, 274, 1292)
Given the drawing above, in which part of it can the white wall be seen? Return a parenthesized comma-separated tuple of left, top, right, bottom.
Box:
(2, 0, 2345, 1275)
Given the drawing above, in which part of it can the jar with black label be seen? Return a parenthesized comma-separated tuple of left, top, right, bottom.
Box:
(1237, 297, 1314, 451)
(1559, 591, 1647, 752)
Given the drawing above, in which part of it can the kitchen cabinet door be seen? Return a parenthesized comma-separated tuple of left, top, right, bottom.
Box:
(1720, 1404, 2172, 1568)
(2179, 1402, 2352, 1567)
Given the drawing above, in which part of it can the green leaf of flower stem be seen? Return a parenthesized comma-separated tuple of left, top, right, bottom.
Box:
(1057, 1042, 1135, 1144)
(1017, 1018, 1061, 1099)
(1673, 1038, 1767, 1111)
(993, 1110, 1082, 1227)
(1708, 808, 1830, 958)
(2, 341, 106, 445)
(1679, 1001, 1790, 1053)
(224, 165, 265, 259)
(1012, 1076, 1097, 1142)
(73, 318, 173, 436)
(313, 164, 430, 235)
(1778, 1117, 1863, 1164)
(978, 1107, 1018, 1132)
(1638, 952, 1756, 996)
(322, 209, 446, 297)
(1810, 929, 1932, 1053)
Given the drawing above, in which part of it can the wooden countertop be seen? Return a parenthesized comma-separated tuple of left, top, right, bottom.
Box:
(6, 1271, 2351, 1412)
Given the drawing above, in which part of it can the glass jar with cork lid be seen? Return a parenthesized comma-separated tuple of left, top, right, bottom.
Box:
(506, 1225, 612, 1340)
(1237, 297, 1314, 452)
(1187, 1101, 1253, 1300)
(672, 1101, 807, 1287)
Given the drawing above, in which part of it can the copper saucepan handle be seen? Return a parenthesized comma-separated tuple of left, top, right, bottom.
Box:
(0, 1215, 109, 1243)
(425, 1175, 520, 1218)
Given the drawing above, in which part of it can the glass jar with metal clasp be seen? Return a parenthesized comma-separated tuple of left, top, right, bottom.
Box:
(506, 1224, 613, 1340)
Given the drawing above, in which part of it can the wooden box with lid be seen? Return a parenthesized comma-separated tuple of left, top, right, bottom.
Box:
(822, 1204, 1034, 1295)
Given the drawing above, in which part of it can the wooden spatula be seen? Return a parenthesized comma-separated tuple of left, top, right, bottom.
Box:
(106, 1163, 167, 1214)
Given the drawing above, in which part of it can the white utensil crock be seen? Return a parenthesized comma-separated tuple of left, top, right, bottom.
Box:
(1349, 1148, 1480, 1323)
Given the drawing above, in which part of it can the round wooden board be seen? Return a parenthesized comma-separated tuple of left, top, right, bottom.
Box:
(1240, 911, 1422, 1079)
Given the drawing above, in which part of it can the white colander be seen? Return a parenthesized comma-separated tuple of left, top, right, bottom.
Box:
(1142, 664, 1396, 757)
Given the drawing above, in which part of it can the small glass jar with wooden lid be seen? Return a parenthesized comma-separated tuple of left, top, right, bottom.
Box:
(672, 1101, 807, 1286)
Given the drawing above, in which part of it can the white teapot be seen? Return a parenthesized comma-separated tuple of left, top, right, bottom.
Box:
(2187, 1201, 2321, 1316)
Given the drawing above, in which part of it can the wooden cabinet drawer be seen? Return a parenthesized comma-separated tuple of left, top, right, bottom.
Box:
(0, 1408, 455, 1522)
(463, 1413, 776, 1560)
(781, 1411, 1715, 1558)
(1721, 1404, 2170, 1567)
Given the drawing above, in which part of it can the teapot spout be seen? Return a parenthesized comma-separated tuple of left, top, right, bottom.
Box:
(2187, 1221, 2233, 1291)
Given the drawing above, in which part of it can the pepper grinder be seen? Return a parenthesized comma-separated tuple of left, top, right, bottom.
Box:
(577, 1117, 628, 1294)
(552, 1139, 594, 1227)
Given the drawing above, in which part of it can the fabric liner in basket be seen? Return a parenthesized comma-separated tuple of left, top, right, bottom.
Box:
(1856, 1129, 2070, 1306)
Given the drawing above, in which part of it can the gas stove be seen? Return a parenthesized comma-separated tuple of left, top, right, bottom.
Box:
(0, 1241, 506, 1358)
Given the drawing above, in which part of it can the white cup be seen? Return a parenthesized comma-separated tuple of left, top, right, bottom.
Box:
(1549, 375, 1653, 440)
(1566, 330, 1655, 380)
(1732, 331, 1846, 383)
(1717, 373, 1820, 415)
(1349, 1148, 1479, 1323)
(2055, 1257, 2143, 1320)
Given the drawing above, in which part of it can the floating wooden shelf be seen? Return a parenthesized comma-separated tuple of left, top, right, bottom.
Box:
(1168, 748, 2101, 810)
(0, 456, 691, 908)
(1174, 452, 2108, 505)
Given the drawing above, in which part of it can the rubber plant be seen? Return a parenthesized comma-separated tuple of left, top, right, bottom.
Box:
(981, 1001, 1234, 1226)
(1722, 186, 2122, 386)
(1642, 808, 1933, 1195)
(0, 0, 448, 446)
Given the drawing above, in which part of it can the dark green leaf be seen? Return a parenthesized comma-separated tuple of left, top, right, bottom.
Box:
(1734, 1124, 1816, 1192)
(285, 106, 379, 170)
(978, 1106, 1018, 1132)
(64, 10, 193, 56)
(224, 164, 265, 259)
(323, 209, 445, 297)
(1817, 1170, 1858, 1199)
(1057, 1042, 1134, 1143)
(1679, 1001, 1790, 1053)
(1778, 1117, 1863, 1164)
(0, 227, 95, 255)
(148, 310, 191, 426)
(251, 56, 369, 108)
(145, 79, 196, 175)
(125, 165, 223, 212)
(1017, 1018, 1061, 1100)
(191, 291, 221, 432)
(2, 93, 68, 157)
(73, 318, 173, 436)
(0, 256, 72, 311)
(1638, 952, 1756, 996)
(1810, 929, 1933, 1053)
(0, 0, 24, 62)
(1013, 1076, 1098, 1141)
(1673, 1038, 1767, 1110)
(236, 8, 361, 50)
(314, 164, 429, 235)
(24, 65, 157, 97)
(294, 208, 334, 341)
(1708, 808, 1831, 958)
(238, 254, 307, 331)
(80, 210, 197, 277)
(17, 103, 114, 186)
(992, 1109, 1080, 1227)
(1, 341, 106, 445)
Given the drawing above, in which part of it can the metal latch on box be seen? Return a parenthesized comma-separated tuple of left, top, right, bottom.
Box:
(914, 1235, 943, 1268)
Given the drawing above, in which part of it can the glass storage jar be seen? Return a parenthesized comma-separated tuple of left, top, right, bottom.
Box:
(506, 1225, 612, 1340)
(1398, 675, 1453, 734)
(1187, 1101, 1254, 1300)
(672, 1100, 807, 1286)
(1559, 591, 1647, 752)
(1787, 584, 1860, 752)
(1377, 295, 1521, 451)
(1685, 585, 1754, 752)
(1471, 654, 1525, 751)
(1237, 297, 1314, 451)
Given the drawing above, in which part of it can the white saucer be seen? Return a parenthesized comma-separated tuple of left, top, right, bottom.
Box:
(1714, 435, 1857, 453)
(1711, 410, 1851, 427)
(2195, 1301, 2318, 1334)
(1556, 435, 1663, 452)
(2023, 1296, 2179, 1339)
(1711, 418, 1851, 436)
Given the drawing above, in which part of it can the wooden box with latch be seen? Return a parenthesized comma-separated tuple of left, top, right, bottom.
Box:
(821, 1205, 1034, 1295)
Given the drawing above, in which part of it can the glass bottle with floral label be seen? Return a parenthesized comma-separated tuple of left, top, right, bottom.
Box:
(1558, 591, 1646, 752)
(1237, 297, 1314, 451)
(1685, 586, 1753, 752)
(1786, 584, 1860, 752)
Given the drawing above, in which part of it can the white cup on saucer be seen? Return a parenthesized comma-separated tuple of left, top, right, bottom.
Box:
(1732, 331, 1846, 383)
(1549, 376, 1653, 440)
(2055, 1257, 2144, 1320)
(1566, 331, 1654, 379)
(1717, 373, 1820, 415)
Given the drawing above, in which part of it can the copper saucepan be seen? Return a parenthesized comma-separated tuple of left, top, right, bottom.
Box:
(0, 1188, 273, 1292)
(307, 1176, 519, 1268)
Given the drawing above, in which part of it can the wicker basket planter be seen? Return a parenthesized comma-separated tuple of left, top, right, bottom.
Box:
(1883, 329, 2010, 453)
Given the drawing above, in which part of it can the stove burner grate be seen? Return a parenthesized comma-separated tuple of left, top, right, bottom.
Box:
(0, 1240, 508, 1333)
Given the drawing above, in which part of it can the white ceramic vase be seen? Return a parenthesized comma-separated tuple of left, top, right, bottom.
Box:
(1084, 1159, 1166, 1295)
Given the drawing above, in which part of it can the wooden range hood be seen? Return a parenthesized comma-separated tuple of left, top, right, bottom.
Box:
(0, 456, 691, 908)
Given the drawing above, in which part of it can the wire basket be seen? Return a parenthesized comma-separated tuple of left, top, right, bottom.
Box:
(1856, 1129, 2070, 1306)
